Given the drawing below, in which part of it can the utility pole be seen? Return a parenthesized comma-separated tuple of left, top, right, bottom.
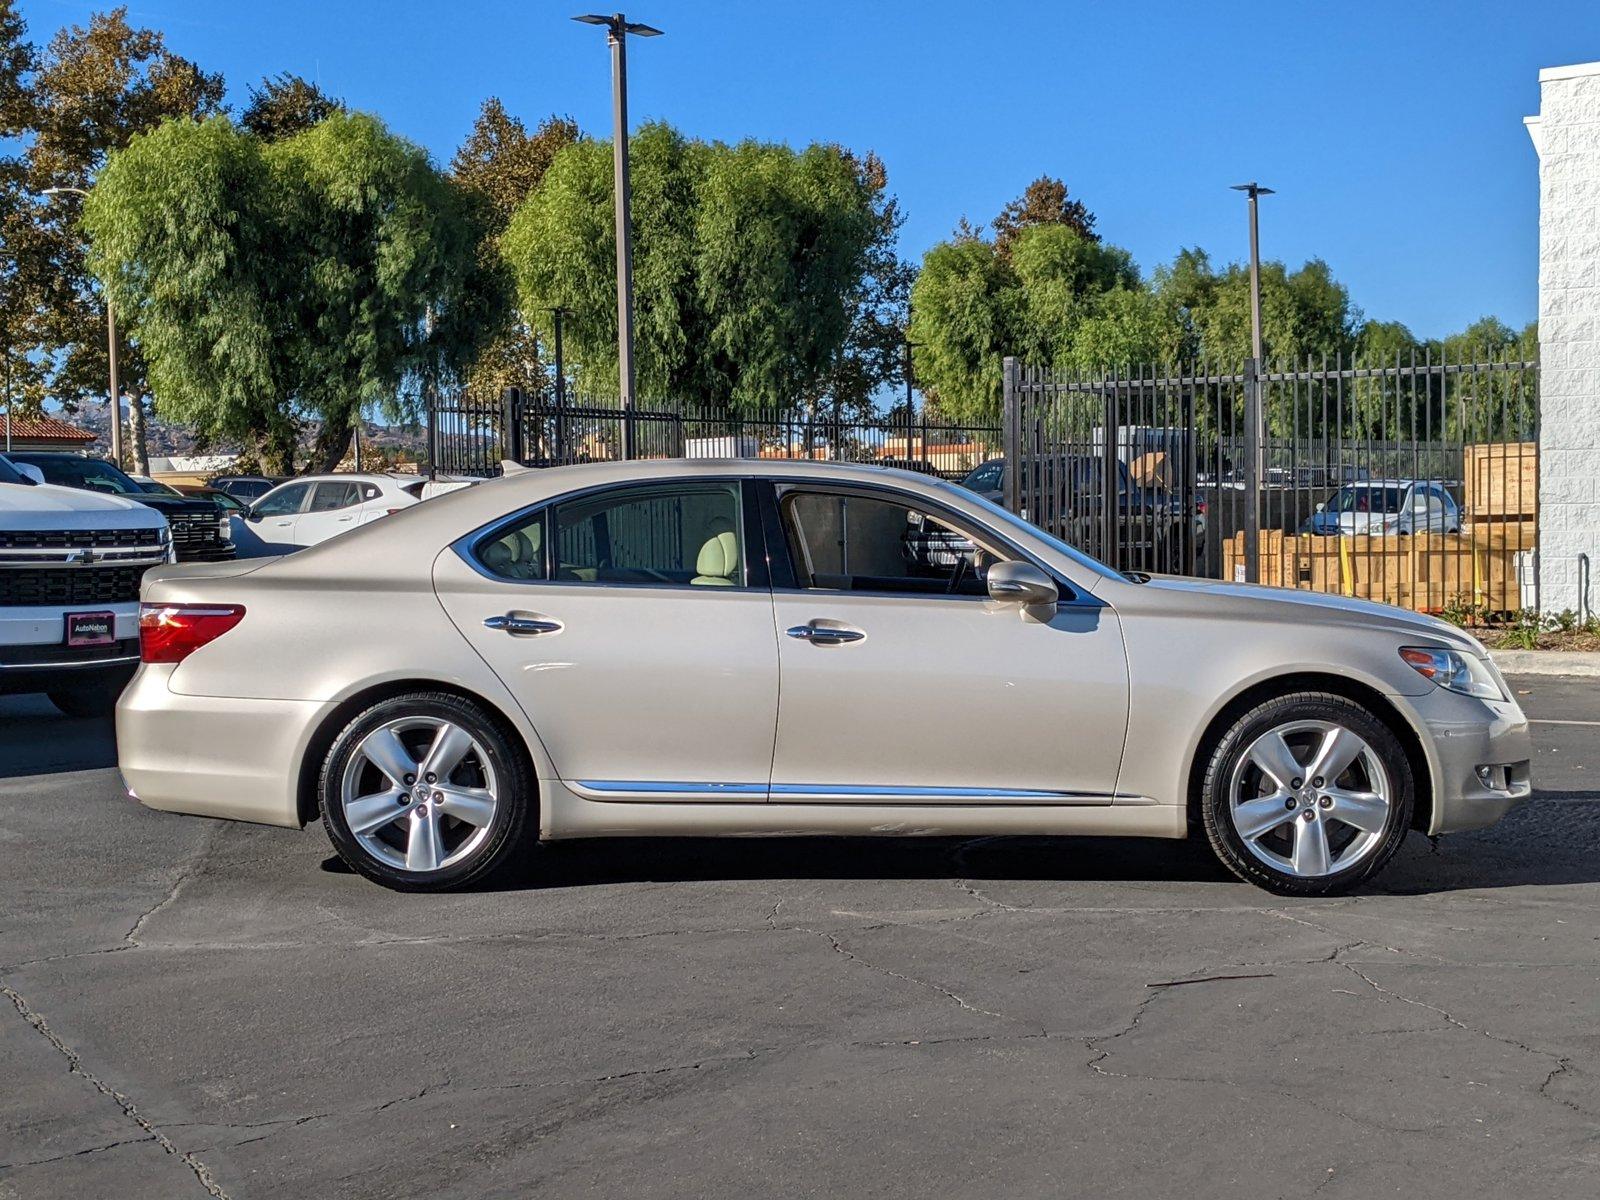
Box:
(42, 185, 122, 469)
(1231, 182, 1273, 584)
(547, 306, 568, 406)
(574, 13, 662, 459)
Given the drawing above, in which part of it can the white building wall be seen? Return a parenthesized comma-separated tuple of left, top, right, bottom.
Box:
(1528, 61, 1600, 613)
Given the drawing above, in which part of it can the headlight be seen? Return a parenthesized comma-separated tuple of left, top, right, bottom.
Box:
(218, 513, 232, 538)
(1399, 646, 1505, 701)
(156, 523, 171, 545)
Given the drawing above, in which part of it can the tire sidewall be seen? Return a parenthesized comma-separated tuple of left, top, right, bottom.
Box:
(1203, 694, 1414, 896)
(320, 694, 531, 892)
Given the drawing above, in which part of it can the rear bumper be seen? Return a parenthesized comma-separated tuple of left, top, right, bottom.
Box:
(116, 665, 333, 828)
(1408, 686, 1534, 835)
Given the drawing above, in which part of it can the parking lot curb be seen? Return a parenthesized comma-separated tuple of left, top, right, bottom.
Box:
(1491, 649, 1600, 677)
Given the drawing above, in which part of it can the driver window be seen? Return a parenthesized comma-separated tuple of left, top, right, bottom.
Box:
(253, 483, 310, 517)
(781, 490, 1003, 596)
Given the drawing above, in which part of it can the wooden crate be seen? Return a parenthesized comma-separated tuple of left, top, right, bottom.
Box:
(1463, 442, 1537, 521)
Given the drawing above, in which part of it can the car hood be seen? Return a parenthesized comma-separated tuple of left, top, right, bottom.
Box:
(1306, 511, 1395, 535)
(134, 495, 224, 517)
(1132, 574, 1485, 653)
(0, 481, 166, 528)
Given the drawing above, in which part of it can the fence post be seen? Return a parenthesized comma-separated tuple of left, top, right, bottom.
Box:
(1002, 356, 1020, 513)
(501, 386, 525, 466)
(425, 382, 438, 481)
(1243, 357, 1262, 583)
(1102, 372, 1118, 563)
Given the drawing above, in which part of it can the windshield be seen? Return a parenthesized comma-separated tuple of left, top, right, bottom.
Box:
(0, 455, 28, 486)
(934, 480, 1124, 584)
(16, 455, 146, 496)
(1332, 485, 1405, 514)
(139, 479, 183, 496)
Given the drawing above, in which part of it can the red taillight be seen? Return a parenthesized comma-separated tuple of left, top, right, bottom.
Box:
(139, 604, 246, 664)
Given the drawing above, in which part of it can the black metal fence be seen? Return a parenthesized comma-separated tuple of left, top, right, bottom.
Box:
(1004, 351, 1540, 613)
(427, 387, 1002, 483)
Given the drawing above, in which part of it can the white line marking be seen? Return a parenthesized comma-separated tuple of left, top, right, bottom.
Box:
(1529, 718, 1600, 727)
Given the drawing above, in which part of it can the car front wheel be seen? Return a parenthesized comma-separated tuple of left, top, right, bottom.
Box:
(1200, 692, 1414, 895)
(319, 692, 535, 892)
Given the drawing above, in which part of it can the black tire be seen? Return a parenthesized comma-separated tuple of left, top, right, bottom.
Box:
(319, 691, 536, 892)
(1200, 691, 1413, 896)
(48, 681, 123, 718)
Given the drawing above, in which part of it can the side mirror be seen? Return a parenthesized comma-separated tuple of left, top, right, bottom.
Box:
(243, 505, 260, 522)
(15, 463, 44, 486)
(986, 560, 1059, 606)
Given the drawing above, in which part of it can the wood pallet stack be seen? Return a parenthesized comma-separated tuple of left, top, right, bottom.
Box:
(1222, 530, 1526, 613)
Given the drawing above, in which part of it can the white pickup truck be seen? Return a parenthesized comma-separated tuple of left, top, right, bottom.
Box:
(1, 453, 171, 716)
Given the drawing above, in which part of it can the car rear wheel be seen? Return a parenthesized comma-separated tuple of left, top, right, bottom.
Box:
(319, 692, 535, 892)
(1200, 692, 1413, 896)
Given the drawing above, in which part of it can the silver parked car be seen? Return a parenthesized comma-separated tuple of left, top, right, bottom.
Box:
(1302, 479, 1462, 536)
(118, 460, 1531, 896)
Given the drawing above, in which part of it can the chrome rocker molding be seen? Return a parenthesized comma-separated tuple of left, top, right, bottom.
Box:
(571, 780, 1121, 804)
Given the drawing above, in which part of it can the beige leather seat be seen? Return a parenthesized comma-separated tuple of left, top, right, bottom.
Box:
(482, 526, 542, 580)
(691, 529, 739, 586)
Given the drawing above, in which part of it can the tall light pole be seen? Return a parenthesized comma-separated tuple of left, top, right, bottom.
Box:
(574, 12, 662, 460)
(1231, 182, 1273, 584)
(42, 184, 122, 469)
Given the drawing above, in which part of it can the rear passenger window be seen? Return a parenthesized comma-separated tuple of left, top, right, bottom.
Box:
(553, 484, 743, 586)
(308, 482, 359, 512)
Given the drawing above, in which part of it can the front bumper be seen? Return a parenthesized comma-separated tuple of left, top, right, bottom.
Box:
(0, 602, 141, 693)
(117, 664, 333, 828)
(1407, 684, 1534, 834)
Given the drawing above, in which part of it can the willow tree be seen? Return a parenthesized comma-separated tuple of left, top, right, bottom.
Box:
(501, 121, 888, 410)
(84, 111, 504, 471)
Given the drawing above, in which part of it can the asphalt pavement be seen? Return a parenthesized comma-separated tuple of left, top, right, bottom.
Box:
(2, 678, 1597, 1199)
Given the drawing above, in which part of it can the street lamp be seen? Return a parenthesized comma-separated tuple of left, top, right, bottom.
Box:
(1229, 182, 1274, 364)
(573, 12, 662, 460)
(42, 184, 122, 470)
(1231, 181, 1274, 584)
(546, 306, 570, 407)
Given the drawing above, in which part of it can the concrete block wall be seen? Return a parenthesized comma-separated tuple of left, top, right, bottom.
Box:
(1528, 62, 1600, 615)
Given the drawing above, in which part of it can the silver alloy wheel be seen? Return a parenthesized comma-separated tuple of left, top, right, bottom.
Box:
(339, 717, 500, 873)
(1228, 718, 1392, 878)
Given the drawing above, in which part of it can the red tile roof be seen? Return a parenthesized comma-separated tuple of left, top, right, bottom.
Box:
(1, 414, 95, 443)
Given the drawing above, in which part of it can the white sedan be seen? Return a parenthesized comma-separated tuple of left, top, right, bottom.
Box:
(230, 474, 428, 556)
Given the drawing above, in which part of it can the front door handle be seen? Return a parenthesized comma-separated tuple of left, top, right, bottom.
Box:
(786, 623, 864, 646)
(484, 612, 563, 636)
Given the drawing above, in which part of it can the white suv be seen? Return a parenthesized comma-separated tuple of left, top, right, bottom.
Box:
(1, 453, 171, 716)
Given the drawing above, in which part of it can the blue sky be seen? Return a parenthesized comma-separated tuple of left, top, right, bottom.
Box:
(19, 0, 1600, 338)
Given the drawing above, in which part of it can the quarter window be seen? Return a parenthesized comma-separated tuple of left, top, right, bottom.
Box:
(780, 490, 1002, 596)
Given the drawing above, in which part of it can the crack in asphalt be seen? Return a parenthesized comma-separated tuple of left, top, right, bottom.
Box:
(124, 825, 221, 947)
(806, 927, 1018, 1022)
(1, 983, 229, 1197)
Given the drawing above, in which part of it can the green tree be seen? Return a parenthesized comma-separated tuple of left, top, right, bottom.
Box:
(240, 72, 342, 141)
(25, 5, 225, 470)
(908, 223, 1150, 420)
(993, 175, 1097, 257)
(449, 99, 579, 397)
(502, 122, 884, 411)
(84, 112, 503, 473)
(0, 0, 47, 410)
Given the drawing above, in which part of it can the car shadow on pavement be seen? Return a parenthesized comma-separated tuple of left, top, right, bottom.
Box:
(366, 789, 1600, 897)
(0, 696, 117, 779)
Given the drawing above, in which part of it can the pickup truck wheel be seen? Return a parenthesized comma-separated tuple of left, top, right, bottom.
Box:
(47, 681, 123, 718)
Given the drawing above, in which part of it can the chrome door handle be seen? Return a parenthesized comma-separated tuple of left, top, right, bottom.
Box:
(484, 613, 562, 636)
(786, 624, 864, 645)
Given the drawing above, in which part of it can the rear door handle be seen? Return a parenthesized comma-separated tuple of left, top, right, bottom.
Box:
(786, 623, 864, 645)
(484, 613, 563, 636)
